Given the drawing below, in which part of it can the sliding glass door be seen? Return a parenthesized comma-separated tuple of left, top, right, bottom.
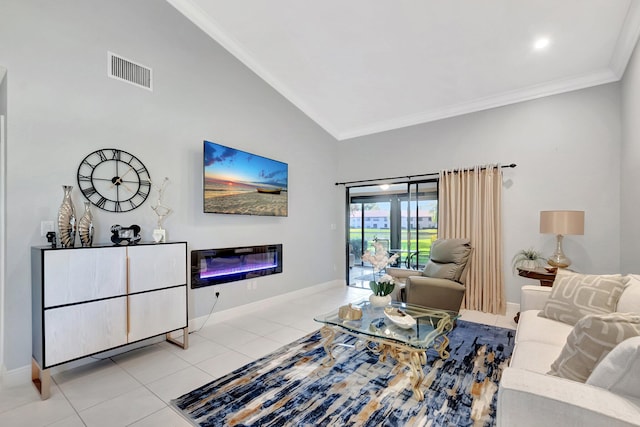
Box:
(347, 180, 438, 286)
(405, 182, 439, 269)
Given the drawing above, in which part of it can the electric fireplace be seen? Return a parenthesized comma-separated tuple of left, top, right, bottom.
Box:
(191, 244, 283, 288)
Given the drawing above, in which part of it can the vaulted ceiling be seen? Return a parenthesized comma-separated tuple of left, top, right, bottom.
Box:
(167, 0, 640, 140)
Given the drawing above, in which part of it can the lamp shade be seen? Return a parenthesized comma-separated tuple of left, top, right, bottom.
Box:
(540, 210, 585, 235)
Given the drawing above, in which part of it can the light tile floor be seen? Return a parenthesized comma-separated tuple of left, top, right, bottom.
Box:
(0, 285, 519, 427)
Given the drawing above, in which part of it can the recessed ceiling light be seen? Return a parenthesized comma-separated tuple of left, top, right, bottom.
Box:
(534, 37, 550, 50)
(380, 184, 390, 190)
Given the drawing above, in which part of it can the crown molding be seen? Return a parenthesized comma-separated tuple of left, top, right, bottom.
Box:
(336, 69, 620, 141)
(167, 0, 636, 142)
(610, 0, 640, 78)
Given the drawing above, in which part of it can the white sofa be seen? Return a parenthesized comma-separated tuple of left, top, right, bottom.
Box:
(497, 278, 640, 427)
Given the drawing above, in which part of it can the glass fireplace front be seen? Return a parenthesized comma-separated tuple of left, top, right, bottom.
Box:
(191, 244, 283, 288)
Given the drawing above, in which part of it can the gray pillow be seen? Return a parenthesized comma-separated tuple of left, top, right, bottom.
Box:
(538, 270, 627, 326)
(430, 239, 471, 264)
(549, 313, 640, 383)
(423, 260, 459, 280)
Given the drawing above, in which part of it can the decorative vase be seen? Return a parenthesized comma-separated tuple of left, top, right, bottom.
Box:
(57, 185, 76, 248)
(78, 201, 94, 247)
(521, 260, 538, 269)
(369, 294, 392, 307)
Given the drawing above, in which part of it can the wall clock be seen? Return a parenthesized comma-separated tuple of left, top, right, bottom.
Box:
(77, 148, 151, 212)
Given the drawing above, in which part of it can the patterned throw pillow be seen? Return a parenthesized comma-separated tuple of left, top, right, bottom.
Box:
(549, 313, 640, 383)
(538, 270, 627, 326)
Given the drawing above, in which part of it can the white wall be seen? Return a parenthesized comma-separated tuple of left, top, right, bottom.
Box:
(0, 66, 7, 375)
(337, 83, 622, 304)
(621, 32, 640, 273)
(0, 0, 341, 373)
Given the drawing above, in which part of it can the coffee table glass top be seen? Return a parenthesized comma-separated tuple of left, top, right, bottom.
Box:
(314, 300, 459, 350)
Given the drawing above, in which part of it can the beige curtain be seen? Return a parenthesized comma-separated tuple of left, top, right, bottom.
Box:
(439, 165, 505, 314)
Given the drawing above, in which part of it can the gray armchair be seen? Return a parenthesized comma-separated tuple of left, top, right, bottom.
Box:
(387, 238, 472, 312)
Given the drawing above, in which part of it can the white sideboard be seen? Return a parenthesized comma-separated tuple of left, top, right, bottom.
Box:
(31, 242, 188, 399)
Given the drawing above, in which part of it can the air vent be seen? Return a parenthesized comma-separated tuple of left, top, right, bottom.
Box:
(107, 52, 152, 91)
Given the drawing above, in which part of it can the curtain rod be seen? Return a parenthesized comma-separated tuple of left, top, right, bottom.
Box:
(335, 163, 517, 186)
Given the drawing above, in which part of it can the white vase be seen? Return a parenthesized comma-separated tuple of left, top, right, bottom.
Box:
(521, 260, 538, 269)
(369, 294, 392, 307)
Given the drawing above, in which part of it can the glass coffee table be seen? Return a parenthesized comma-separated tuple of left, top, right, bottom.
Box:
(314, 300, 459, 401)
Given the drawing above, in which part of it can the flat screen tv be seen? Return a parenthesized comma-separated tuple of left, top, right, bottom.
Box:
(203, 140, 288, 216)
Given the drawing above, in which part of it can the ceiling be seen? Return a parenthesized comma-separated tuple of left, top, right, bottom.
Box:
(167, 0, 640, 141)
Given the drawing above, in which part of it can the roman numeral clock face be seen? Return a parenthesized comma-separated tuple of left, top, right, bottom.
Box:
(77, 149, 151, 212)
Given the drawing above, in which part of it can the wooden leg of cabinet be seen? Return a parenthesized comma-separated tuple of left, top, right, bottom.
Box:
(166, 326, 189, 350)
(31, 358, 51, 400)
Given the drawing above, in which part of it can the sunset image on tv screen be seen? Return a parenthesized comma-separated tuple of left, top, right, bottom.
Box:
(203, 140, 288, 216)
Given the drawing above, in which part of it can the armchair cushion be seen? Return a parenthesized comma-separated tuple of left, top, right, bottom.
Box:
(514, 310, 574, 347)
(405, 276, 465, 312)
(385, 267, 417, 280)
(422, 261, 460, 281)
(422, 238, 472, 282)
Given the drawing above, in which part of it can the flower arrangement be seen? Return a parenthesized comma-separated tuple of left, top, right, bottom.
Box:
(362, 240, 400, 297)
(361, 240, 400, 273)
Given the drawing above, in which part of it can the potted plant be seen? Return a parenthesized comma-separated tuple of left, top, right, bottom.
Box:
(512, 248, 546, 273)
(369, 274, 395, 307)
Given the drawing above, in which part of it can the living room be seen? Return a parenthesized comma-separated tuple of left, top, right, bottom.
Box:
(1, 0, 640, 425)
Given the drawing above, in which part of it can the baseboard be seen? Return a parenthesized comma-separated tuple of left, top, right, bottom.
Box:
(189, 279, 344, 330)
(1, 363, 30, 388)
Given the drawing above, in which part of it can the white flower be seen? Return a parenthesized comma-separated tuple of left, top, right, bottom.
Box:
(362, 241, 400, 273)
(378, 274, 394, 284)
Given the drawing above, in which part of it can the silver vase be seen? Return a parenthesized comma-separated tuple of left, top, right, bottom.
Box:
(58, 185, 76, 248)
(78, 201, 94, 247)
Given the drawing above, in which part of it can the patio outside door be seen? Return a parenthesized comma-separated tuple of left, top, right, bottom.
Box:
(347, 181, 438, 287)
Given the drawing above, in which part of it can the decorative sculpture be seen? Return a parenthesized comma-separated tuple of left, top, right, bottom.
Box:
(151, 177, 172, 243)
(110, 224, 141, 245)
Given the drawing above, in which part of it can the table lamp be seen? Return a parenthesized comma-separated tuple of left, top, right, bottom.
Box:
(539, 210, 584, 268)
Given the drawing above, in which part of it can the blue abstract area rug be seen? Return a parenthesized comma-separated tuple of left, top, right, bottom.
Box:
(171, 320, 515, 427)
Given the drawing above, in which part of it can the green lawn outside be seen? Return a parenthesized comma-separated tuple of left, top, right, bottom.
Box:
(349, 228, 438, 268)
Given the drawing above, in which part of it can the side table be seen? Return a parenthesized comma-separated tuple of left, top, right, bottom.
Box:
(516, 267, 557, 287)
(514, 267, 558, 323)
